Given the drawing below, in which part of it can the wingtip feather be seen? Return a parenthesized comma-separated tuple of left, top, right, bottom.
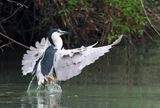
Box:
(111, 35, 123, 46)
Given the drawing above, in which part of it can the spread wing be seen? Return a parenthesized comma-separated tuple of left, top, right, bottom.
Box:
(54, 35, 123, 81)
(21, 38, 51, 75)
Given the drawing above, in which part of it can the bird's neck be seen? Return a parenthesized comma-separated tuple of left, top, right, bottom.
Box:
(52, 35, 63, 49)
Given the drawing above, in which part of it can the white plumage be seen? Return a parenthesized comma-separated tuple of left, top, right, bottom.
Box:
(22, 38, 51, 75)
(54, 35, 123, 81)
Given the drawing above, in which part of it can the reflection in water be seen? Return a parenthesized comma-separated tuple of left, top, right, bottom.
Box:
(1, 84, 160, 108)
(21, 82, 63, 108)
(21, 90, 62, 108)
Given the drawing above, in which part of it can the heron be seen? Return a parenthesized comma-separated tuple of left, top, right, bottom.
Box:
(22, 28, 123, 87)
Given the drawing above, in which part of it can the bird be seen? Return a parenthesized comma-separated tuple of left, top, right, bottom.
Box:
(21, 28, 123, 86)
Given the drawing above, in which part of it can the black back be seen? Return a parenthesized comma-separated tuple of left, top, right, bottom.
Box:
(41, 45, 57, 76)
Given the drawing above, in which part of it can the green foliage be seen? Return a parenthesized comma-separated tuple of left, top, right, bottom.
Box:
(103, 0, 145, 42)
(58, 0, 90, 14)
(107, 33, 119, 44)
(50, 0, 146, 44)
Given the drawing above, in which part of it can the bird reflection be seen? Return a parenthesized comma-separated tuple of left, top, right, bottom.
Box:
(21, 90, 62, 108)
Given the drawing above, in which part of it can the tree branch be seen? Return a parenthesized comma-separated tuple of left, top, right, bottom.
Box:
(0, 42, 13, 52)
(0, 0, 28, 23)
(7, 0, 28, 8)
(140, 0, 160, 37)
(0, 32, 29, 49)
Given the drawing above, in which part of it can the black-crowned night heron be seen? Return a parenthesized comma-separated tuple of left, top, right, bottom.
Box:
(22, 28, 123, 86)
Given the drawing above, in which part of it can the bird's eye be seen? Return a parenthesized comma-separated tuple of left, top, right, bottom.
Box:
(57, 29, 61, 33)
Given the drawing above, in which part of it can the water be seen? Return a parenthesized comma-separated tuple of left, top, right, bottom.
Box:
(0, 84, 160, 108)
(0, 40, 160, 108)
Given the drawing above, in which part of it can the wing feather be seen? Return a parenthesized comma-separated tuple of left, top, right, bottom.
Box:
(22, 37, 51, 75)
(54, 35, 123, 81)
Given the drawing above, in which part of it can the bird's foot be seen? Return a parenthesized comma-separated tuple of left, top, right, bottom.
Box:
(47, 76, 58, 83)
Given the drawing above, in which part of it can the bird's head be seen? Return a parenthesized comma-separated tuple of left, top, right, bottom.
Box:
(48, 28, 69, 37)
(48, 28, 69, 45)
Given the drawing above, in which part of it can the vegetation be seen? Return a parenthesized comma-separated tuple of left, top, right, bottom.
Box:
(0, 0, 159, 49)
(40, 0, 145, 45)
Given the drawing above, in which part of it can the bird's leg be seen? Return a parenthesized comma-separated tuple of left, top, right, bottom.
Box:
(47, 76, 58, 83)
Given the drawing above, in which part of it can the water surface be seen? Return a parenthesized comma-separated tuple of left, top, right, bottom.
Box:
(0, 41, 160, 108)
(0, 84, 160, 108)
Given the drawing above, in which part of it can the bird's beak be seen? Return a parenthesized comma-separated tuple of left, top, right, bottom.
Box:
(60, 30, 70, 36)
